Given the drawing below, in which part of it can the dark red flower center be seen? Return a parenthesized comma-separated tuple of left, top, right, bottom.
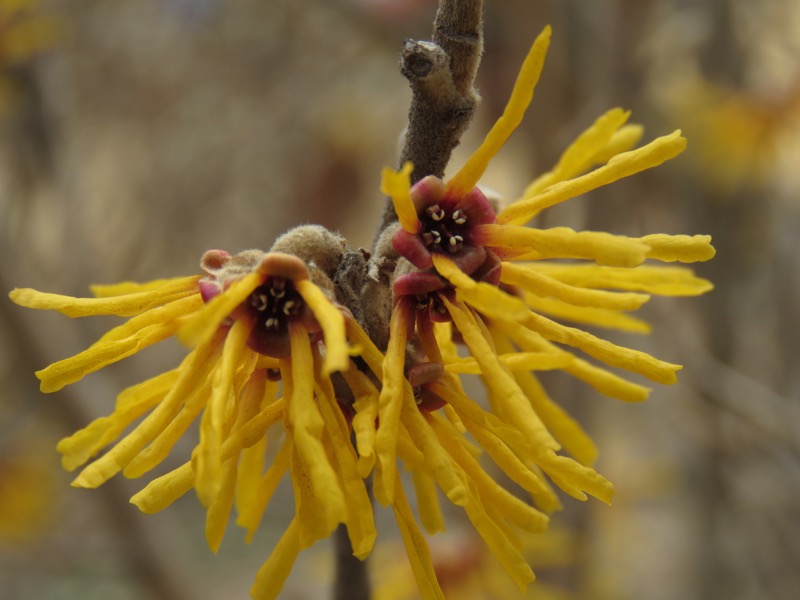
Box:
(247, 277, 303, 334)
(419, 204, 470, 255)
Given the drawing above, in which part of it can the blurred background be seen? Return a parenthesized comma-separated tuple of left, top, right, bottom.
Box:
(1, 0, 798, 598)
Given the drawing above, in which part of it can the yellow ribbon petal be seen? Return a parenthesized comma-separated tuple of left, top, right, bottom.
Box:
(431, 254, 530, 321)
(501, 261, 650, 311)
(9, 276, 199, 317)
(429, 413, 550, 533)
(525, 263, 714, 295)
(478, 224, 650, 267)
(447, 26, 552, 196)
(410, 470, 446, 535)
(314, 355, 376, 559)
(195, 318, 252, 507)
(374, 299, 412, 506)
(521, 310, 681, 384)
(521, 107, 631, 197)
(56, 369, 178, 471)
(521, 292, 652, 334)
(642, 234, 717, 263)
(89, 276, 200, 297)
(250, 518, 302, 600)
(445, 351, 572, 375)
(72, 329, 225, 489)
(498, 130, 688, 225)
(442, 296, 559, 454)
(204, 456, 238, 553)
(238, 437, 291, 542)
(179, 269, 263, 347)
(286, 324, 346, 529)
(295, 279, 350, 375)
(391, 478, 446, 600)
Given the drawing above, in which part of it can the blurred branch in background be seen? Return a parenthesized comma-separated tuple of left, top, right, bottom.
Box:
(1, 0, 798, 599)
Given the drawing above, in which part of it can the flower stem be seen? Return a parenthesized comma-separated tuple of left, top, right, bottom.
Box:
(377, 0, 485, 234)
(333, 524, 371, 600)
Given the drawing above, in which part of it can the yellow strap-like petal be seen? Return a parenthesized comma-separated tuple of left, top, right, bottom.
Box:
(445, 351, 572, 374)
(501, 261, 650, 311)
(498, 130, 687, 225)
(345, 317, 386, 376)
(35, 295, 201, 393)
(525, 262, 714, 295)
(123, 375, 212, 478)
(492, 315, 651, 402)
(400, 405, 469, 507)
(130, 398, 285, 516)
(223, 397, 285, 455)
(522, 291, 652, 334)
(522, 310, 681, 384)
(538, 450, 614, 504)
(237, 436, 291, 542)
(314, 356, 376, 559)
(478, 225, 650, 267)
(392, 477, 446, 600)
(234, 373, 272, 522)
(128, 351, 262, 482)
(374, 299, 412, 506)
(429, 413, 549, 534)
(345, 368, 380, 477)
(459, 480, 536, 592)
(456, 409, 561, 512)
(295, 279, 350, 374)
(521, 107, 631, 197)
(9, 277, 199, 317)
(289, 444, 340, 549)
(195, 318, 252, 507)
(431, 254, 530, 321)
(410, 470, 446, 535)
(642, 233, 716, 263)
(381, 162, 420, 233)
(286, 324, 346, 530)
(593, 124, 645, 165)
(57, 369, 178, 471)
(204, 456, 238, 553)
(130, 461, 195, 514)
(72, 329, 225, 489)
(426, 378, 535, 463)
(447, 26, 551, 197)
(128, 349, 260, 480)
(91, 294, 203, 346)
(442, 296, 560, 454)
(179, 269, 263, 347)
(565, 357, 651, 402)
(89, 276, 200, 298)
(489, 328, 599, 466)
(250, 518, 302, 600)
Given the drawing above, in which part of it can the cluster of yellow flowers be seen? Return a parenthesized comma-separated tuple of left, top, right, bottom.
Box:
(9, 27, 714, 599)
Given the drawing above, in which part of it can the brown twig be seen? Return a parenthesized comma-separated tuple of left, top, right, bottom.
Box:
(361, 0, 485, 354)
(376, 0, 484, 233)
(333, 523, 371, 600)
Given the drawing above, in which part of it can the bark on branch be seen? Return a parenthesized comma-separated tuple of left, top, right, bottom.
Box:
(377, 0, 484, 233)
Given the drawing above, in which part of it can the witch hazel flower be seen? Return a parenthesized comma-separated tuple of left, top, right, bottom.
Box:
(372, 25, 715, 596)
(8, 226, 380, 599)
